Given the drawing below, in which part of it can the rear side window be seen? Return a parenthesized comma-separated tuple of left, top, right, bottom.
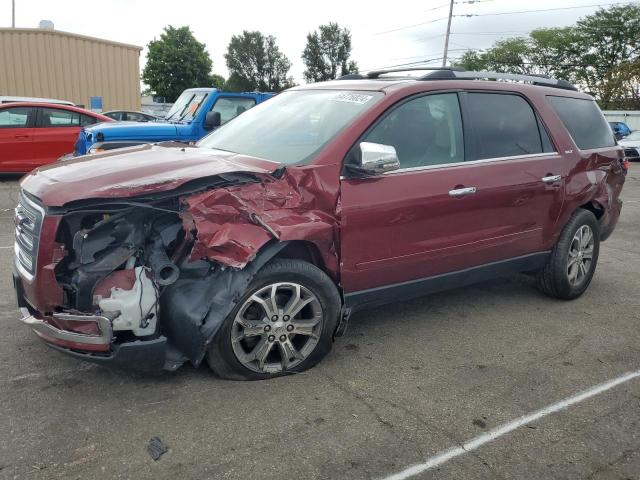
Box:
(40, 108, 80, 127)
(80, 114, 98, 126)
(467, 93, 546, 159)
(547, 96, 615, 150)
(0, 107, 31, 128)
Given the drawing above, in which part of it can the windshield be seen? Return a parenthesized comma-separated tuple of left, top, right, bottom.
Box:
(197, 90, 383, 164)
(623, 130, 640, 141)
(165, 91, 208, 122)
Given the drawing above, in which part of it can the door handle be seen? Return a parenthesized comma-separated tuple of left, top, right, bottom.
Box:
(541, 175, 562, 184)
(448, 186, 477, 197)
(14, 134, 30, 139)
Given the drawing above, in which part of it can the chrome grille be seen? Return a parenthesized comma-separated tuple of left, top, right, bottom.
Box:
(624, 147, 639, 159)
(14, 192, 44, 280)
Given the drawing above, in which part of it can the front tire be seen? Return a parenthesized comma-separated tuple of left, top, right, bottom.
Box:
(206, 259, 341, 380)
(537, 209, 600, 300)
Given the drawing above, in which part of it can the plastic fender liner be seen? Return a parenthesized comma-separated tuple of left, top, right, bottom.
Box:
(159, 241, 288, 365)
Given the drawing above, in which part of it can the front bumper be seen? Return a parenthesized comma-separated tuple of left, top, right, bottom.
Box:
(15, 274, 168, 373)
(19, 307, 112, 351)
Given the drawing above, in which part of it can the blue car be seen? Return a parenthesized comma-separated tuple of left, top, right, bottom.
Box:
(74, 88, 274, 155)
(609, 121, 632, 139)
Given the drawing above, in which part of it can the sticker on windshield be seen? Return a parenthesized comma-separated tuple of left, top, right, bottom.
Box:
(332, 93, 373, 104)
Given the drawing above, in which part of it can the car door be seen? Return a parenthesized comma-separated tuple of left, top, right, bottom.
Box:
(0, 106, 36, 172)
(339, 90, 565, 295)
(32, 107, 82, 167)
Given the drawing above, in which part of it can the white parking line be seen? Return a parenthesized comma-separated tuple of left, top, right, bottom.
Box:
(381, 369, 640, 480)
(0, 246, 13, 249)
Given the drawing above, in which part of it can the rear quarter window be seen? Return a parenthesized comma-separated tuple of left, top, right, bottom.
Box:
(547, 96, 615, 150)
(467, 93, 549, 160)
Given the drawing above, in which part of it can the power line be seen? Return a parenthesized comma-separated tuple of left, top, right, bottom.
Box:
(376, 2, 628, 35)
(424, 0, 495, 13)
(362, 57, 445, 71)
(376, 17, 448, 35)
(451, 23, 636, 35)
(453, 2, 628, 18)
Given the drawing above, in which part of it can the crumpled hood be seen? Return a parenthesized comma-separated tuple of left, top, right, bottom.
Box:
(85, 121, 178, 141)
(21, 144, 278, 206)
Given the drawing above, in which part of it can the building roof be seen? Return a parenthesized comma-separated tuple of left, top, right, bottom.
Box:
(0, 28, 142, 51)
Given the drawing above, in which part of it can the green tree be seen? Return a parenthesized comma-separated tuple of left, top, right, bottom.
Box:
(571, 4, 640, 107)
(210, 74, 226, 90)
(454, 50, 488, 71)
(142, 26, 216, 102)
(224, 31, 293, 92)
(302, 23, 358, 82)
(453, 4, 640, 108)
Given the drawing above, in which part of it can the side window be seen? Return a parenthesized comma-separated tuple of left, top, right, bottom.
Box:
(210, 97, 257, 125)
(127, 112, 146, 122)
(364, 93, 464, 169)
(547, 96, 615, 150)
(0, 107, 31, 128)
(39, 108, 80, 127)
(80, 114, 98, 126)
(467, 93, 544, 159)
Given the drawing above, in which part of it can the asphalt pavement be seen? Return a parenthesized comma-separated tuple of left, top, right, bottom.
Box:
(1, 166, 639, 480)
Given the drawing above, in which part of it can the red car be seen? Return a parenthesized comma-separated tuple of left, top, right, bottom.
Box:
(14, 69, 626, 379)
(0, 102, 111, 172)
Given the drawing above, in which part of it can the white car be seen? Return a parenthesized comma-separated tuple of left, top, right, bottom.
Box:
(619, 131, 640, 161)
(0, 96, 74, 106)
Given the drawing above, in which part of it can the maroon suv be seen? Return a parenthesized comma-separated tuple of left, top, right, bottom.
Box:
(14, 69, 626, 379)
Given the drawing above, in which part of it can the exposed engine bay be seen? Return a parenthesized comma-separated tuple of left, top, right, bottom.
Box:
(41, 165, 338, 371)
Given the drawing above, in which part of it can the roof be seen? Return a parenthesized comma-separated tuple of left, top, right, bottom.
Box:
(0, 28, 142, 51)
(292, 77, 592, 100)
(0, 96, 74, 105)
(292, 68, 592, 98)
(0, 101, 112, 119)
(292, 79, 412, 92)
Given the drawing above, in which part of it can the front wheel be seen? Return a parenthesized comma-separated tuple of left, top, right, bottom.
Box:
(206, 259, 341, 380)
(537, 209, 600, 300)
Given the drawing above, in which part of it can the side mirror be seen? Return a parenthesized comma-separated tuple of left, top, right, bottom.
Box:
(347, 142, 400, 177)
(204, 111, 222, 131)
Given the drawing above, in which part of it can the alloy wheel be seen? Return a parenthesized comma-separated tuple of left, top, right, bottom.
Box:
(230, 282, 324, 373)
(567, 225, 595, 286)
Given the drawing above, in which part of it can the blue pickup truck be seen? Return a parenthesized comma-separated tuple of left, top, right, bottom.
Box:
(74, 88, 274, 155)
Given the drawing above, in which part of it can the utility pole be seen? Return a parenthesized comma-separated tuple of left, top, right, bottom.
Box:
(442, 0, 454, 67)
(11, 0, 15, 27)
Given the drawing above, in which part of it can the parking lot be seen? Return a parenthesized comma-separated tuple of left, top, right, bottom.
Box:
(0, 165, 638, 479)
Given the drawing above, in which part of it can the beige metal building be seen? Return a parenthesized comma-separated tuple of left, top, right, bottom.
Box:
(0, 27, 141, 111)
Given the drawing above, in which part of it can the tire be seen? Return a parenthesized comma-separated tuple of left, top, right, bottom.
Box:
(206, 259, 341, 380)
(537, 209, 600, 300)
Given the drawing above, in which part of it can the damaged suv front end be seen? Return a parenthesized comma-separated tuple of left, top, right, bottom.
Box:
(14, 149, 290, 372)
(14, 88, 380, 374)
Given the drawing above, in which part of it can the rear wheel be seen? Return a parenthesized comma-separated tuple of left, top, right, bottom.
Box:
(537, 209, 600, 300)
(206, 259, 340, 380)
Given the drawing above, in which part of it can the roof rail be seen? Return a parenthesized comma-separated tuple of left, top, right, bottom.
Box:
(420, 69, 577, 91)
(337, 67, 466, 81)
(367, 67, 466, 79)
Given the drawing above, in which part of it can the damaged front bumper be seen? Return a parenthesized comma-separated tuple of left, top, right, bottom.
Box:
(15, 275, 169, 372)
(19, 308, 112, 350)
